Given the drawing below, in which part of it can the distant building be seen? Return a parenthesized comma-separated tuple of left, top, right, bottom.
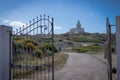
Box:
(67, 20, 84, 34)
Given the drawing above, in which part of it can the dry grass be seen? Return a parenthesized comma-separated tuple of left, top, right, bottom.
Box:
(93, 52, 117, 66)
(54, 52, 69, 70)
(93, 53, 117, 80)
(13, 52, 69, 78)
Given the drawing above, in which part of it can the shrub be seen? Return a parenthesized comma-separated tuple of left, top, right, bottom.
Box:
(25, 42, 34, 51)
(59, 39, 63, 42)
(24, 39, 39, 46)
(70, 37, 102, 43)
(44, 50, 52, 56)
(13, 41, 23, 50)
(73, 47, 87, 53)
(44, 43, 58, 53)
(34, 49, 43, 58)
(73, 45, 102, 53)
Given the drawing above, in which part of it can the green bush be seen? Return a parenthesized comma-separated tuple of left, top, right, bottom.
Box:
(34, 49, 43, 58)
(13, 41, 23, 49)
(44, 43, 58, 53)
(13, 36, 23, 40)
(41, 38, 51, 43)
(73, 45, 102, 53)
(24, 39, 39, 46)
(73, 47, 87, 53)
(70, 37, 102, 43)
(13, 36, 57, 57)
(59, 39, 63, 42)
(24, 42, 35, 52)
(44, 50, 52, 56)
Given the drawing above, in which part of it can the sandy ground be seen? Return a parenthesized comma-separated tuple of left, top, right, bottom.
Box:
(16, 52, 116, 80)
(93, 53, 117, 80)
(93, 53, 117, 66)
(54, 52, 108, 80)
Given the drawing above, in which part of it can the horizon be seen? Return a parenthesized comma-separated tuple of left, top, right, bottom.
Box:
(0, 0, 119, 34)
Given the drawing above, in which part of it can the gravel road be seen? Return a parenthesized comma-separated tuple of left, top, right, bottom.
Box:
(54, 52, 108, 80)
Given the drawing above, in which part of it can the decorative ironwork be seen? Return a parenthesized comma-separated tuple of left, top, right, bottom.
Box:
(11, 14, 54, 80)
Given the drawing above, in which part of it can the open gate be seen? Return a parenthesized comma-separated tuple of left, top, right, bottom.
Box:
(11, 15, 54, 80)
(105, 17, 117, 80)
(106, 17, 112, 80)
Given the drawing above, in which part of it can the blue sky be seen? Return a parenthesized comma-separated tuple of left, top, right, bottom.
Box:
(0, 0, 119, 34)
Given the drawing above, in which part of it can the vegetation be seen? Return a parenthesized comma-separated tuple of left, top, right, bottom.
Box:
(57, 32, 115, 43)
(54, 32, 116, 53)
(13, 52, 68, 78)
(12, 32, 116, 78)
(73, 44, 103, 54)
(13, 37, 58, 56)
(43, 43, 58, 53)
(54, 52, 69, 70)
(12, 36, 68, 78)
(70, 37, 102, 43)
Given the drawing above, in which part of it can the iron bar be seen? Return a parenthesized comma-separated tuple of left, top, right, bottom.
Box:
(29, 21, 32, 80)
(106, 17, 112, 80)
(32, 18, 35, 79)
(12, 15, 54, 80)
(48, 16, 50, 80)
(16, 29, 18, 80)
(48, 16, 49, 35)
(25, 23, 29, 79)
(15, 19, 52, 35)
(22, 25, 25, 80)
(19, 27, 22, 80)
(40, 15, 43, 80)
(43, 14, 46, 80)
(36, 16, 39, 80)
(44, 14, 46, 38)
(52, 18, 54, 80)
(108, 24, 112, 80)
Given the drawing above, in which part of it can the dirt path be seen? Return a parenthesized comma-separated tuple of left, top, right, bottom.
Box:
(54, 52, 108, 80)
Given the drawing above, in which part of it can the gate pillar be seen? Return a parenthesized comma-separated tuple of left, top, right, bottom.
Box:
(116, 16, 120, 80)
(0, 25, 12, 80)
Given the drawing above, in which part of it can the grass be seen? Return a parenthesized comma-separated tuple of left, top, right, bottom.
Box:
(70, 37, 102, 43)
(13, 52, 69, 78)
(54, 52, 69, 70)
(73, 44, 103, 54)
(13, 69, 33, 78)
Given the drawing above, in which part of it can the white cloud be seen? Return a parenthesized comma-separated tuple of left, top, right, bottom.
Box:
(2, 19, 62, 30)
(2, 19, 25, 28)
(54, 25, 62, 30)
(3, 20, 10, 23)
(10, 21, 25, 27)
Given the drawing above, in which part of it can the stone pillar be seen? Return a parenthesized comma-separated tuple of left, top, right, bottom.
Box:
(116, 16, 120, 80)
(0, 25, 12, 80)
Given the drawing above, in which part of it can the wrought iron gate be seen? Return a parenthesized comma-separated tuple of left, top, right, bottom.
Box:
(105, 17, 117, 80)
(11, 15, 54, 80)
(106, 17, 112, 80)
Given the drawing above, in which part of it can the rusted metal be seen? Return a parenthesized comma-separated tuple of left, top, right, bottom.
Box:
(11, 15, 54, 80)
(106, 17, 112, 80)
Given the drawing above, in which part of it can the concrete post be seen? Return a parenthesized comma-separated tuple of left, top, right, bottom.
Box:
(116, 16, 120, 80)
(0, 25, 12, 80)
